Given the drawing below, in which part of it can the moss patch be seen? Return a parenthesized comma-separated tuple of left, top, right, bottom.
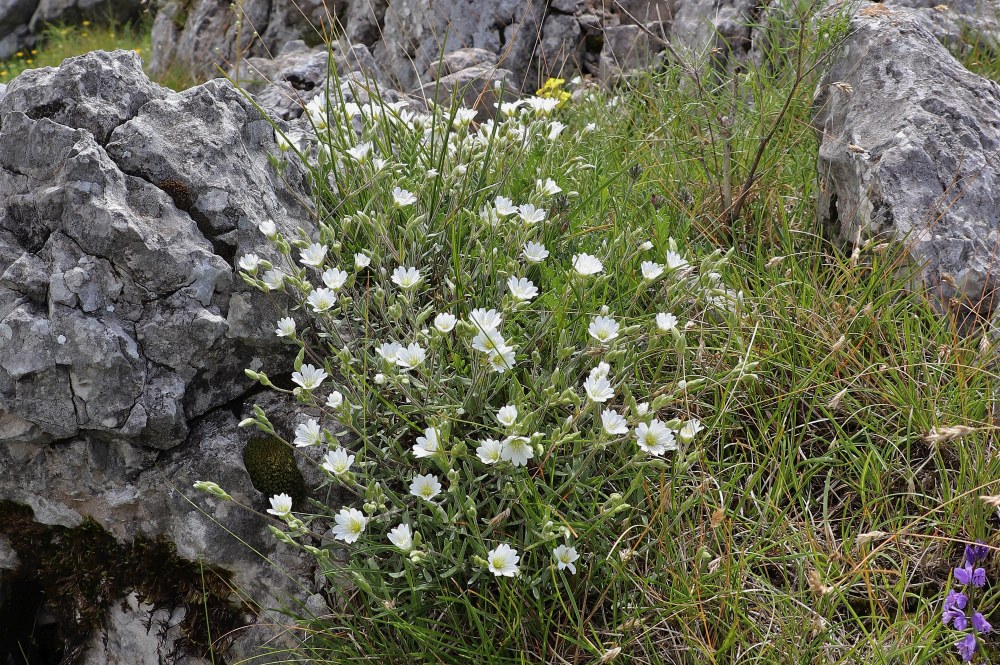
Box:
(0, 501, 246, 664)
(242, 434, 308, 507)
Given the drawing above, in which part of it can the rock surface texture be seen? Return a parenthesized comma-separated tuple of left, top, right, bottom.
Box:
(0, 50, 320, 662)
(0, 0, 145, 59)
(812, 2, 1000, 323)
(149, 0, 674, 95)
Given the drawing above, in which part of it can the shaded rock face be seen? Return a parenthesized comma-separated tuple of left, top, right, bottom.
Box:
(0, 50, 318, 661)
(812, 2, 1000, 324)
(149, 0, 673, 98)
(0, 0, 145, 59)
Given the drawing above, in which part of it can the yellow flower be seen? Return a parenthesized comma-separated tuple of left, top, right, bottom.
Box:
(30, 49, 37, 55)
(535, 77, 571, 108)
(82, 20, 91, 26)
(15, 51, 22, 57)
(25, 59, 32, 65)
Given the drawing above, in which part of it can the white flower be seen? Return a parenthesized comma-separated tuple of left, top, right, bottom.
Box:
(346, 141, 372, 161)
(238, 253, 262, 272)
(507, 277, 538, 302)
(434, 312, 457, 333)
(665, 249, 689, 270)
(487, 543, 520, 577)
(354, 253, 371, 269)
(601, 409, 629, 435)
(547, 121, 566, 140)
(261, 269, 285, 291)
(258, 220, 277, 239)
(536, 178, 561, 196)
(307, 288, 337, 312)
(635, 402, 650, 416)
(635, 419, 677, 456)
(477, 438, 504, 464)
(453, 107, 478, 127)
(497, 405, 518, 428)
(501, 436, 533, 467)
(292, 364, 328, 390)
(588, 315, 620, 344)
(480, 205, 501, 226)
(322, 448, 355, 476)
(304, 97, 328, 128)
(655, 312, 678, 332)
(495, 196, 518, 216)
(572, 253, 603, 276)
(322, 268, 348, 290)
(472, 328, 508, 354)
(640, 241, 655, 252)
(275, 317, 296, 338)
(266, 493, 293, 518)
(331, 508, 367, 543)
(583, 375, 614, 402)
(388, 524, 413, 552)
(412, 427, 441, 458)
(391, 266, 422, 290)
(300, 242, 328, 268)
(293, 419, 323, 447)
(409, 473, 442, 501)
(392, 186, 417, 207)
(523, 241, 549, 264)
(497, 100, 524, 117)
(679, 419, 704, 444)
(518, 203, 547, 225)
(589, 362, 611, 381)
(374, 373, 386, 385)
(376, 341, 403, 363)
(326, 390, 343, 409)
(641, 261, 664, 280)
(395, 342, 427, 370)
(469, 308, 503, 332)
(372, 157, 388, 173)
(553, 544, 579, 574)
(276, 133, 293, 151)
(488, 348, 516, 373)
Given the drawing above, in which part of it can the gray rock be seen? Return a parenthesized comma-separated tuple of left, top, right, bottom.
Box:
(441, 47, 499, 76)
(81, 593, 205, 665)
(149, 0, 338, 83)
(551, 0, 582, 13)
(1, 49, 169, 144)
(0, 0, 36, 42)
(0, 82, 6, 103)
(374, 0, 546, 91)
(885, 0, 999, 54)
(668, 0, 764, 65)
(616, 0, 674, 24)
(420, 64, 519, 120)
(540, 14, 583, 78)
(234, 41, 384, 119)
(812, 2, 1000, 324)
(0, 51, 310, 450)
(599, 24, 656, 82)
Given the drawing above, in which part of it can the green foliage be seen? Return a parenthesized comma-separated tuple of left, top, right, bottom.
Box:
(243, 434, 309, 506)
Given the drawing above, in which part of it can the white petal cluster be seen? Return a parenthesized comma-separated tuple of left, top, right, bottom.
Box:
(635, 419, 677, 456)
(487, 543, 520, 576)
(331, 508, 368, 543)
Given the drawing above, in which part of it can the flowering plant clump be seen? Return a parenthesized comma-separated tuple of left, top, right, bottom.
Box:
(224, 76, 758, 660)
(943, 542, 993, 662)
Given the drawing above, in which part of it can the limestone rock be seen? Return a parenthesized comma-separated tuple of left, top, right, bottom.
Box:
(148, 0, 338, 83)
(421, 65, 519, 119)
(884, 0, 999, 54)
(669, 0, 765, 65)
(812, 2, 1000, 324)
(0, 52, 320, 658)
(380, 0, 545, 91)
(234, 40, 385, 120)
(441, 47, 499, 76)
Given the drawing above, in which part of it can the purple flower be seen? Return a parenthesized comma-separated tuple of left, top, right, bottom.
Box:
(946, 590, 969, 611)
(948, 610, 969, 631)
(965, 541, 990, 565)
(955, 561, 987, 588)
(956, 632, 977, 662)
(972, 612, 993, 634)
